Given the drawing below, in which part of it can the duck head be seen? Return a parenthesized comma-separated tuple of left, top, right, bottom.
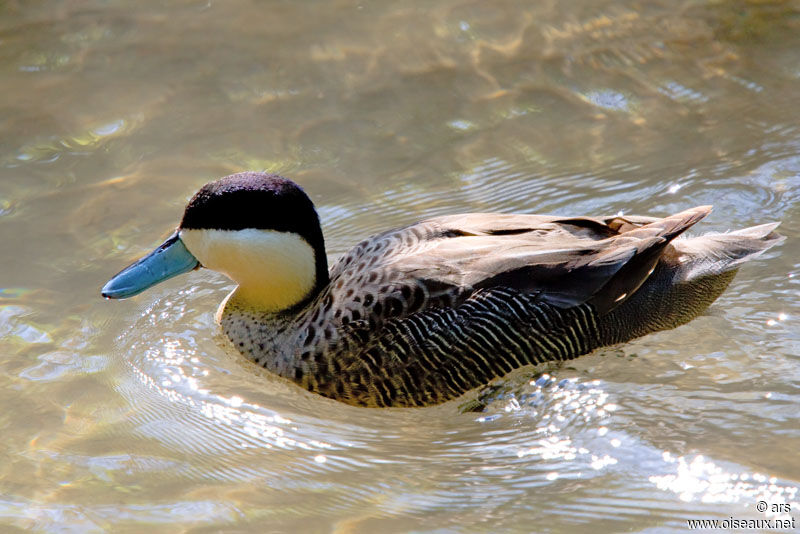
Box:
(101, 172, 329, 313)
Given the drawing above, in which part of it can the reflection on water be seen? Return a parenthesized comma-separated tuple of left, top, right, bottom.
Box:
(1, 0, 799, 531)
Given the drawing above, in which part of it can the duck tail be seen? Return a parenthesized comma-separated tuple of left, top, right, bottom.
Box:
(671, 221, 785, 282)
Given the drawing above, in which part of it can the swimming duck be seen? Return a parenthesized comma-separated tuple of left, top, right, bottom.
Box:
(102, 172, 783, 407)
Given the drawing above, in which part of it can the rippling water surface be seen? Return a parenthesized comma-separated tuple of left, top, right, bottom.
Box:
(1, 1, 799, 532)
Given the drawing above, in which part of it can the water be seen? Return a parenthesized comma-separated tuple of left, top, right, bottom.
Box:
(1, 0, 799, 531)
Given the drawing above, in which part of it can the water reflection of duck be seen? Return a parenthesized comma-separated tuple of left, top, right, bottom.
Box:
(102, 172, 783, 407)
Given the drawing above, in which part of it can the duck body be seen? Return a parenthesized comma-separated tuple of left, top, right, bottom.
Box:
(102, 172, 783, 407)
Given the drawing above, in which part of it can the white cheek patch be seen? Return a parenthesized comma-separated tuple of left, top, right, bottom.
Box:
(179, 228, 317, 312)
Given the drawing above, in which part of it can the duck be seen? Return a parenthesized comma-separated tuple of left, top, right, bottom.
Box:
(102, 172, 783, 407)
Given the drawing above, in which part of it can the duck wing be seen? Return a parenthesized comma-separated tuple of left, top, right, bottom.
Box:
(327, 206, 712, 323)
(393, 206, 710, 314)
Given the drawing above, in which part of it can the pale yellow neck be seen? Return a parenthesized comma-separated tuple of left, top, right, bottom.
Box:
(179, 228, 317, 314)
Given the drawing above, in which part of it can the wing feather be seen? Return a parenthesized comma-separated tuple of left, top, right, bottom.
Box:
(326, 206, 713, 323)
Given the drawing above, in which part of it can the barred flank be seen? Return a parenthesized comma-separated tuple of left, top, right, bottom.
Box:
(329, 288, 601, 407)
